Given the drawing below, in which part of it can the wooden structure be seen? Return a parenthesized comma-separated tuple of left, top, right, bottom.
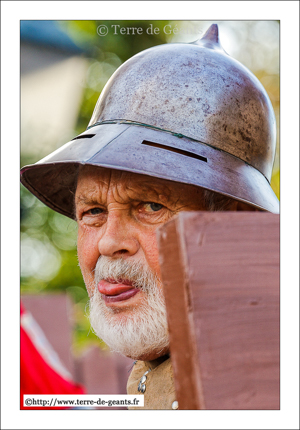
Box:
(157, 212, 280, 410)
(21, 294, 133, 401)
(22, 294, 75, 377)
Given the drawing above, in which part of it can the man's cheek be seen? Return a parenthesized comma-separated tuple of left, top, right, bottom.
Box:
(77, 253, 95, 296)
(77, 229, 99, 268)
(143, 233, 161, 276)
(77, 232, 99, 296)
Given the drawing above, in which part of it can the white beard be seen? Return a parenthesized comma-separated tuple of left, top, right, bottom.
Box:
(88, 257, 169, 360)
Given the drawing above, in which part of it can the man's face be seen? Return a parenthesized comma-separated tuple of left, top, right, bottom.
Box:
(75, 166, 229, 360)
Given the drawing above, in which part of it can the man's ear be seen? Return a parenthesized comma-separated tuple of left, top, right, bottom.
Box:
(236, 201, 261, 212)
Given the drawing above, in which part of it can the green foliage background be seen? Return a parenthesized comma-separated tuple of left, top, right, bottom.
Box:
(20, 20, 280, 355)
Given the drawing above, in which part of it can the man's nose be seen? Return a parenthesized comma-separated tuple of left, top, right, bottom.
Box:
(97, 214, 139, 258)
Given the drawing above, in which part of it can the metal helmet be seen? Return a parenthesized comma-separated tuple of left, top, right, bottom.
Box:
(20, 24, 279, 218)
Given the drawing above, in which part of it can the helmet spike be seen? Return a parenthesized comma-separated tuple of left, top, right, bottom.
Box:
(193, 23, 226, 53)
(202, 23, 219, 44)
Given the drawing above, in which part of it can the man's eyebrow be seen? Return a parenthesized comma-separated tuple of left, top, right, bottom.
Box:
(125, 187, 168, 203)
(75, 195, 101, 206)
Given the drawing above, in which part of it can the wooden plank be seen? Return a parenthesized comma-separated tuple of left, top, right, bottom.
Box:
(157, 212, 280, 410)
(75, 347, 133, 395)
(157, 219, 205, 409)
(21, 294, 75, 378)
(75, 347, 134, 409)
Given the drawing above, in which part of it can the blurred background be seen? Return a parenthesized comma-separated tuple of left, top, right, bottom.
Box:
(20, 20, 280, 357)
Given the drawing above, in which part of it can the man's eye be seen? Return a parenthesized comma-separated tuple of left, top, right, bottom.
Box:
(87, 207, 103, 215)
(145, 202, 164, 212)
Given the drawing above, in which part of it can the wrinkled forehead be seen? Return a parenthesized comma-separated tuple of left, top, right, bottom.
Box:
(75, 165, 204, 204)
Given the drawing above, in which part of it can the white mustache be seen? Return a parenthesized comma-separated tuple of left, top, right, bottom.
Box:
(93, 256, 161, 293)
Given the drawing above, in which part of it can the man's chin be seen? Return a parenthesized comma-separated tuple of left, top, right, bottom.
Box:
(89, 292, 170, 361)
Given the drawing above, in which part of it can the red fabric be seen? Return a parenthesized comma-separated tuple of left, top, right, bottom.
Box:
(20, 303, 85, 410)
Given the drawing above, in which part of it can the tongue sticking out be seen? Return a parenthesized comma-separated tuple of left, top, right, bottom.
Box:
(98, 279, 139, 303)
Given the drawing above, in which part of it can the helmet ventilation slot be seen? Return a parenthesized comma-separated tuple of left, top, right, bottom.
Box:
(141, 140, 207, 162)
(72, 134, 96, 140)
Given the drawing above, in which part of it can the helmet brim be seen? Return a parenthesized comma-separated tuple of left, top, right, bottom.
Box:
(20, 123, 279, 219)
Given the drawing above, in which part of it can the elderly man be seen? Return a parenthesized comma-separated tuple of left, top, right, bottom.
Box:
(20, 24, 279, 409)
